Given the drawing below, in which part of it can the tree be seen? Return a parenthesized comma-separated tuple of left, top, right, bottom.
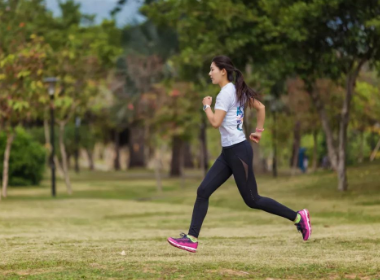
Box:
(149, 80, 200, 182)
(42, 1, 121, 191)
(286, 78, 321, 172)
(0, 0, 121, 194)
(108, 53, 164, 169)
(0, 0, 61, 197)
(351, 77, 380, 162)
(260, 0, 380, 190)
(0, 35, 49, 198)
(115, 20, 178, 169)
(142, 0, 275, 174)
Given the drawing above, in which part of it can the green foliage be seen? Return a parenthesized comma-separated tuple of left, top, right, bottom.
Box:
(122, 20, 178, 60)
(141, 0, 264, 69)
(0, 127, 46, 186)
(352, 80, 380, 129)
(149, 81, 202, 149)
(28, 123, 97, 158)
(258, 0, 380, 82)
(0, 35, 50, 125)
(64, 123, 97, 155)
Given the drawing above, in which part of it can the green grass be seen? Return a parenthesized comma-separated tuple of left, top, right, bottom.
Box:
(1, 163, 380, 279)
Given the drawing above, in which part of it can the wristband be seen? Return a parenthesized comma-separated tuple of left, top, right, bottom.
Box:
(256, 128, 264, 133)
(203, 104, 211, 111)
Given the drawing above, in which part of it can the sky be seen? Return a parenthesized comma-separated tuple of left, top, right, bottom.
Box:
(44, 0, 145, 26)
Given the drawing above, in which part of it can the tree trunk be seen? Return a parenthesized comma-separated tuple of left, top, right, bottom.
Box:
(337, 157, 347, 192)
(199, 115, 209, 174)
(199, 139, 205, 177)
(1, 132, 15, 198)
(180, 143, 185, 189)
(307, 62, 364, 191)
(74, 151, 79, 173)
(308, 86, 338, 170)
(369, 132, 377, 150)
(128, 124, 145, 168)
(312, 131, 318, 171)
(183, 142, 194, 168)
(114, 130, 121, 171)
(59, 122, 72, 195)
(291, 121, 301, 175)
(86, 148, 94, 170)
(337, 87, 351, 190)
(370, 138, 380, 162)
(144, 124, 151, 165)
(148, 145, 155, 160)
(337, 60, 365, 191)
(73, 149, 79, 173)
(170, 135, 183, 177)
(54, 157, 63, 176)
(154, 146, 163, 193)
(74, 118, 80, 173)
(272, 110, 277, 178)
(337, 69, 360, 191)
(67, 153, 71, 170)
(358, 130, 364, 163)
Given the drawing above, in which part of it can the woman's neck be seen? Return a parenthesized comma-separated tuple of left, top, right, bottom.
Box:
(219, 80, 230, 88)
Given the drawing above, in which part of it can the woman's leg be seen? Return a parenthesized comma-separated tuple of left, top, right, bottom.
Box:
(188, 154, 232, 238)
(229, 141, 297, 221)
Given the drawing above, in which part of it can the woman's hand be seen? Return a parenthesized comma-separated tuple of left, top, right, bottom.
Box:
(202, 96, 212, 106)
(249, 132, 262, 143)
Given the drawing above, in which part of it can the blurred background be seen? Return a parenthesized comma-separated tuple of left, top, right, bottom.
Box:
(1, 1, 380, 278)
(0, 0, 379, 195)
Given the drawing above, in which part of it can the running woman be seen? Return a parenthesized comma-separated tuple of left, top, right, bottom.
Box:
(167, 56, 311, 253)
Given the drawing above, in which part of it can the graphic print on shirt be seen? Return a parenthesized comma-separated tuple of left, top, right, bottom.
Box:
(237, 106, 244, 131)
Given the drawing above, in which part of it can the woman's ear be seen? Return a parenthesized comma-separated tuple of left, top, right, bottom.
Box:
(221, 68, 226, 76)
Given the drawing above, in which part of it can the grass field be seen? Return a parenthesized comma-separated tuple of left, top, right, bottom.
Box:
(0, 163, 380, 279)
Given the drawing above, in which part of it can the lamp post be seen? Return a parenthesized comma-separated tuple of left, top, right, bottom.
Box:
(44, 77, 58, 197)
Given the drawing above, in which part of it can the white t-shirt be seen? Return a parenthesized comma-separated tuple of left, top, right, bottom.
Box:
(214, 82, 246, 147)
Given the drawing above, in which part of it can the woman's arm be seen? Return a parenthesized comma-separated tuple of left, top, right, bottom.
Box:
(249, 99, 265, 143)
(254, 99, 265, 129)
(202, 96, 227, 128)
(205, 109, 227, 129)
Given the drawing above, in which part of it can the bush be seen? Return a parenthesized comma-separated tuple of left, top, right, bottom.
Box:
(0, 127, 46, 186)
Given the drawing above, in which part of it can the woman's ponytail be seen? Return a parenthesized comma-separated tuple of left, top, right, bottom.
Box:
(212, 56, 260, 108)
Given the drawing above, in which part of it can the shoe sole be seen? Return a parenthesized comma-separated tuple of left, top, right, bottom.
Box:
(167, 238, 197, 253)
(303, 209, 312, 241)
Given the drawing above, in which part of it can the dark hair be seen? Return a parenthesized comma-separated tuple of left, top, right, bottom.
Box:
(212, 55, 260, 108)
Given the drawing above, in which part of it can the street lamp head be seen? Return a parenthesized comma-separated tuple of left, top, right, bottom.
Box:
(43, 77, 58, 96)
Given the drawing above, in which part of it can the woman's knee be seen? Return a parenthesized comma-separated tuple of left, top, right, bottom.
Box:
(196, 185, 210, 199)
(244, 196, 262, 209)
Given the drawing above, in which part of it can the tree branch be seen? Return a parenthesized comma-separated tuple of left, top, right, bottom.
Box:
(307, 83, 338, 170)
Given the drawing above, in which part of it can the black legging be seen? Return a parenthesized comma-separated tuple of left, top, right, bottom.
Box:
(188, 140, 297, 238)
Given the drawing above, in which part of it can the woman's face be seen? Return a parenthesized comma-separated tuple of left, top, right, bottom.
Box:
(209, 62, 225, 85)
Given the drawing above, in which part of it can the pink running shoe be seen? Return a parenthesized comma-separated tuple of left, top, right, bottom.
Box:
(295, 209, 312, 241)
(167, 233, 198, 253)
